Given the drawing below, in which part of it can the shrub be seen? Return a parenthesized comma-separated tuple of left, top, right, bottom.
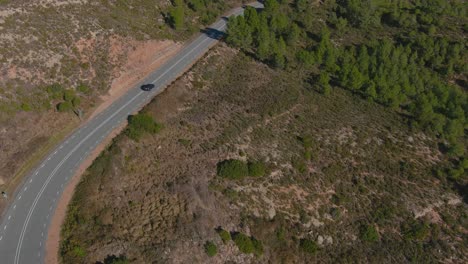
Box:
(126, 113, 162, 141)
(63, 89, 76, 102)
(57, 101, 73, 112)
(402, 220, 430, 241)
(218, 229, 231, 244)
(20, 103, 32, 111)
(233, 233, 254, 254)
(46, 83, 64, 99)
(292, 158, 307, 173)
(77, 84, 91, 95)
(217, 159, 248, 179)
(204, 241, 217, 257)
(300, 239, 318, 254)
(360, 224, 379, 242)
(252, 238, 264, 256)
(72, 246, 86, 257)
(72, 97, 81, 107)
(248, 160, 266, 177)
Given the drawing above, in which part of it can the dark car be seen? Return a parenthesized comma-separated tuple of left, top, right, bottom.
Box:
(141, 84, 155, 91)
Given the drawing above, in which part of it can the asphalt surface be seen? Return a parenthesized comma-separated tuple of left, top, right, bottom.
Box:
(0, 2, 262, 263)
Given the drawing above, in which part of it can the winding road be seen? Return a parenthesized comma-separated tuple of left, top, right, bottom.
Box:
(0, 2, 262, 263)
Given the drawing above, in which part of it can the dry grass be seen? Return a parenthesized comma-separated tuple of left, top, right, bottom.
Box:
(61, 44, 467, 263)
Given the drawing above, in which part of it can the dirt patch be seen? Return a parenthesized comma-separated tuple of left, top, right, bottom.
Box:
(90, 38, 182, 119)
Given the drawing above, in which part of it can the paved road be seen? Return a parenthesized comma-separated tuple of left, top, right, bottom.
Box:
(0, 2, 262, 263)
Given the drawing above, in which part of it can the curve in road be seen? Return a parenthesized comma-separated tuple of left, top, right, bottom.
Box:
(0, 2, 262, 263)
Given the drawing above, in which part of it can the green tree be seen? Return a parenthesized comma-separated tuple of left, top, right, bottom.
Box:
(226, 16, 253, 50)
(244, 6, 260, 31)
(169, 0, 184, 30)
(287, 23, 301, 46)
(319, 72, 331, 95)
(264, 0, 280, 15)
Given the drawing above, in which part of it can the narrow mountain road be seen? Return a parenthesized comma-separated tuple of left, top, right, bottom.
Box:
(0, 2, 262, 263)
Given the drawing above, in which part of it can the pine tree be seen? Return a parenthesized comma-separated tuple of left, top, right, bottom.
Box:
(169, 0, 184, 30)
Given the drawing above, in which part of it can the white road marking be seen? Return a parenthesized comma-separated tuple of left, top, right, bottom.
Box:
(18, 196, 21, 200)
(47, 157, 50, 161)
(0, 236, 2, 241)
(54, 151, 57, 155)
(29, 179, 33, 183)
(3, 226, 6, 230)
(34, 172, 38, 176)
(13, 205, 16, 209)
(15, 90, 144, 264)
(41, 232, 43, 237)
(10, 11, 244, 262)
(8, 215, 11, 220)
(40, 164, 44, 168)
(59, 145, 63, 149)
(24, 187, 27, 192)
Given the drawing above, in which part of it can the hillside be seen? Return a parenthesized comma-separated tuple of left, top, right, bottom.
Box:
(0, 0, 242, 212)
(60, 45, 466, 263)
(60, 0, 467, 263)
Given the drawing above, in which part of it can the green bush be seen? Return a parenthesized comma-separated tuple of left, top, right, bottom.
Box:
(72, 246, 86, 257)
(233, 233, 254, 254)
(300, 238, 318, 254)
(126, 113, 162, 141)
(218, 229, 231, 244)
(20, 103, 32, 111)
(63, 89, 76, 102)
(46, 83, 64, 99)
(360, 224, 379, 242)
(252, 238, 264, 256)
(57, 101, 73, 112)
(77, 84, 91, 95)
(72, 97, 81, 107)
(402, 220, 430, 241)
(248, 160, 266, 177)
(217, 159, 248, 179)
(204, 241, 217, 257)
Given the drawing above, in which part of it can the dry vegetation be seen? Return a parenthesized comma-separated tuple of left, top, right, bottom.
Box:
(61, 44, 467, 263)
(0, 0, 241, 212)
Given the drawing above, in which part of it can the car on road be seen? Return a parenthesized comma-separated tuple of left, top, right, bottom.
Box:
(141, 84, 155, 91)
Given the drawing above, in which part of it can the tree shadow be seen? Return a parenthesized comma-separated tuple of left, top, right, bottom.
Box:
(201, 27, 227, 40)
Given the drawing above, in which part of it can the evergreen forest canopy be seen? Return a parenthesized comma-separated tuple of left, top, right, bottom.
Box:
(226, 0, 467, 178)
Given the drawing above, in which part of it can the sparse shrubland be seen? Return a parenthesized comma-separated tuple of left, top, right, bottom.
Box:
(61, 0, 466, 263)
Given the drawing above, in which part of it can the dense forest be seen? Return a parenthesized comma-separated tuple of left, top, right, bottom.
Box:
(227, 0, 467, 180)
